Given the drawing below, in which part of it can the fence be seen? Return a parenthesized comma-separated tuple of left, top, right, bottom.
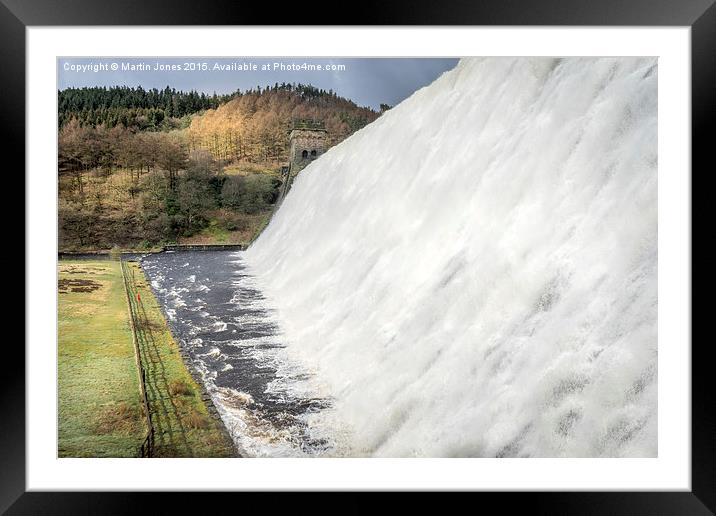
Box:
(120, 259, 155, 458)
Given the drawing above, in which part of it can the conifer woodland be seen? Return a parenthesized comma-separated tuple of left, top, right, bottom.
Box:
(58, 84, 380, 250)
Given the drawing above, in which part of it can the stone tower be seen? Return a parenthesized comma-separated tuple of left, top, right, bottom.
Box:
(289, 119, 327, 171)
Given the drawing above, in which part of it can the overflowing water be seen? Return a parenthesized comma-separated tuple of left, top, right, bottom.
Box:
(244, 57, 658, 457)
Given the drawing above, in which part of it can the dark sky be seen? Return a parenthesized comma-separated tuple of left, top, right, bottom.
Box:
(58, 57, 460, 110)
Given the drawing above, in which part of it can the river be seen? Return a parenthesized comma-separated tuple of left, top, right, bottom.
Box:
(138, 250, 332, 457)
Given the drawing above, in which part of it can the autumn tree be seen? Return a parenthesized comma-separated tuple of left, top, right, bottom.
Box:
(155, 133, 189, 190)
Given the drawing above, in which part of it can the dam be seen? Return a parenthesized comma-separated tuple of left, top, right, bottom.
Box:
(142, 57, 657, 457)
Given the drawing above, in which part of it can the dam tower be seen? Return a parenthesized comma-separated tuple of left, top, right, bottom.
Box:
(289, 119, 327, 172)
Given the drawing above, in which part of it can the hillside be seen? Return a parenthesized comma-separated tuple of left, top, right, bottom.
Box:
(57, 84, 380, 251)
(246, 57, 658, 457)
(187, 84, 380, 163)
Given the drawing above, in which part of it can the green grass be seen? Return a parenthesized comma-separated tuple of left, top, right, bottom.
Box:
(58, 260, 144, 457)
(58, 259, 235, 458)
(192, 221, 232, 243)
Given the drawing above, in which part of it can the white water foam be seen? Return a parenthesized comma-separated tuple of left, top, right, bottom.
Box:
(246, 57, 658, 457)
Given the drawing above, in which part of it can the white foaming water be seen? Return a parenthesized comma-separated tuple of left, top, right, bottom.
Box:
(245, 57, 658, 457)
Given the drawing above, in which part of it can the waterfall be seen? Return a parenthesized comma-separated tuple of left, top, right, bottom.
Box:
(245, 57, 658, 457)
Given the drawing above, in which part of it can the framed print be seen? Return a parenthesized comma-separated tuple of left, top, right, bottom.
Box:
(5, 0, 712, 512)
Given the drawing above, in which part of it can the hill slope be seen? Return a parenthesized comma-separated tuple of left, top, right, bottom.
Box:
(245, 57, 658, 457)
(187, 84, 379, 163)
(57, 84, 380, 250)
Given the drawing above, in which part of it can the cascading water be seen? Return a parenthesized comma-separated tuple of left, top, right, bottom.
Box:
(244, 57, 658, 457)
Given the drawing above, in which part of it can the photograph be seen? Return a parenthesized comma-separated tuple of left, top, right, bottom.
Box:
(57, 56, 658, 459)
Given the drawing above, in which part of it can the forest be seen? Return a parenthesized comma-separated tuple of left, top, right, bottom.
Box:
(58, 84, 381, 250)
(58, 86, 229, 130)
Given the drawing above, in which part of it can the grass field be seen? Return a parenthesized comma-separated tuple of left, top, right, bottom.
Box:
(58, 259, 235, 458)
(58, 260, 144, 457)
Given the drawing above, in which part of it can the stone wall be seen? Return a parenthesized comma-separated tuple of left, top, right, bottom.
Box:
(289, 128, 327, 170)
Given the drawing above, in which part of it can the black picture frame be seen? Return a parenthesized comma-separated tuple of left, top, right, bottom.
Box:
(5, 0, 711, 513)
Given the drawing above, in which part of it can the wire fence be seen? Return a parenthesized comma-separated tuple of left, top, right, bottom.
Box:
(120, 259, 155, 458)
